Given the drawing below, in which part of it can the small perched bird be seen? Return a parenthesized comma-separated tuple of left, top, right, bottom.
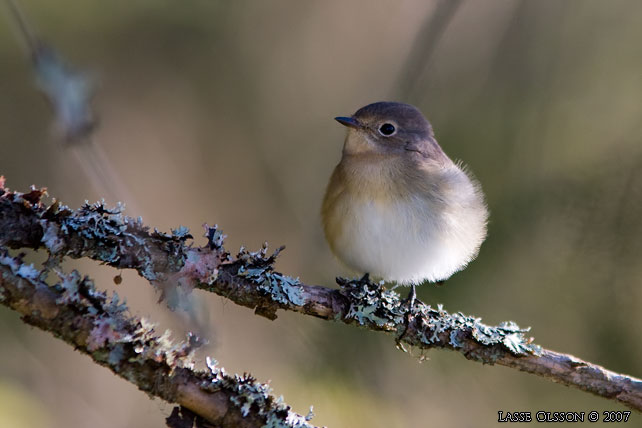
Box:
(322, 102, 488, 300)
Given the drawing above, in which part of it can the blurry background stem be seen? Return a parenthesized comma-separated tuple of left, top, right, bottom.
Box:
(4, 0, 211, 337)
(396, 0, 463, 101)
(5, 0, 136, 210)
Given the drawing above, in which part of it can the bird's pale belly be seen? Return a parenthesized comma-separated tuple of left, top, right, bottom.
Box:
(328, 197, 475, 284)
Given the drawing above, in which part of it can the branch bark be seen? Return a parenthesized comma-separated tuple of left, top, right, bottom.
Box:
(1, 180, 641, 414)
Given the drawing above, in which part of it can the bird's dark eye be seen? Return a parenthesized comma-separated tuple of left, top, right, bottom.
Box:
(379, 123, 396, 136)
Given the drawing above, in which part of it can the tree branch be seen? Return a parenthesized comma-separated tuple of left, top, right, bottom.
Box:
(0, 251, 315, 428)
(1, 179, 641, 413)
(0, 184, 316, 427)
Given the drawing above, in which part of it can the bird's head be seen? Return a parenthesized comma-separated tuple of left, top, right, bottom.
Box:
(335, 101, 446, 162)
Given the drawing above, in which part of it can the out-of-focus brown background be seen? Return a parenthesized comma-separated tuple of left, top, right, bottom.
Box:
(1, 1, 641, 427)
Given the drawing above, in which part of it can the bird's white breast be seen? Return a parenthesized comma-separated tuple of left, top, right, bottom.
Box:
(326, 164, 487, 284)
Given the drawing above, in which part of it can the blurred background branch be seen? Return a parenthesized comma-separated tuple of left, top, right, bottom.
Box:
(1, 181, 640, 413)
(395, 0, 463, 101)
(4, 0, 141, 214)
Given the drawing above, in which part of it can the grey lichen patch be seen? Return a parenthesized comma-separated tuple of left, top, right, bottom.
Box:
(128, 319, 201, 369)
(236, 243, 305, 307)
(16, 263, 41, 282)
(204, 225, 227, 251)
(204, 358, 315, 428)
(1, 185, 192, 283)
(238, 266, 305, 307)
(55, 201, 175, 280)
(0, 251, 41, 283)
(41, 222, 65, 253)
(335, 276, 540, 357)
(171, 226, 192, 240)
(336, 276, 405, 330)
(57, 202, 129, 266)
(56, 269, 83, 304)
(413, 303, 542, 357)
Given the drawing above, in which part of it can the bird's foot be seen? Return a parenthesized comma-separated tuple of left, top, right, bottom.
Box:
(396, 284, 417, 349)
(405, 283, 417, 310)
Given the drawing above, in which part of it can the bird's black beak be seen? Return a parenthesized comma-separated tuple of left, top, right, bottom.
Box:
(334, 116, 361, 129)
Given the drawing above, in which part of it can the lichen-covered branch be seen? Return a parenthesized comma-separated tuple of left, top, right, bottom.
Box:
(0, 226, 315, 425)
(1, 179, 641, 412)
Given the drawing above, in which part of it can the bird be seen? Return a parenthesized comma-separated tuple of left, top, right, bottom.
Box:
(322, 101, 488, 304)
